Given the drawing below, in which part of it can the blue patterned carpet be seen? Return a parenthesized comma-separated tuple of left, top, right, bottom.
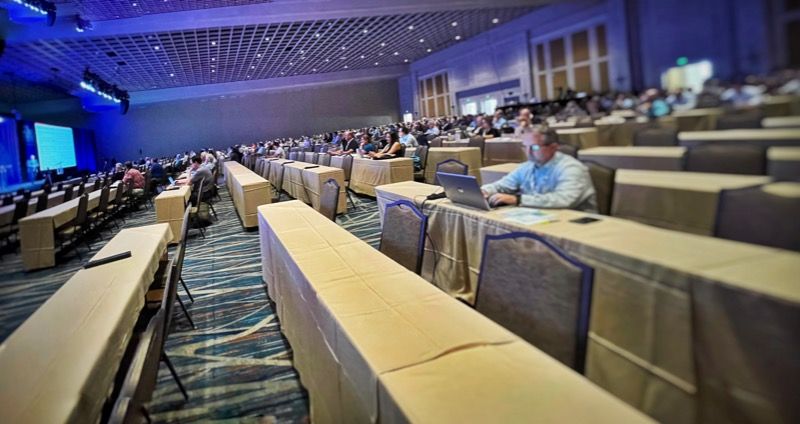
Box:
(0, 185, 383, 423)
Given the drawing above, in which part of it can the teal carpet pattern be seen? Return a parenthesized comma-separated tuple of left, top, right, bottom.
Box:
(0, 185, 384, 423)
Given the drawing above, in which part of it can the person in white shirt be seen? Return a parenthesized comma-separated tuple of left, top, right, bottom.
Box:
(399, 127, 418, 147)
(424, 122, 440, 136)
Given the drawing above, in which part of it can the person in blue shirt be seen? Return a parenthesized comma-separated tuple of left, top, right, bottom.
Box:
(481, 127, 596, 211)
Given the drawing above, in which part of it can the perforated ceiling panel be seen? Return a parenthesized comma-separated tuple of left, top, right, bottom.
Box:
(52, 0, 276, 21)
(1, 4, 535, 101)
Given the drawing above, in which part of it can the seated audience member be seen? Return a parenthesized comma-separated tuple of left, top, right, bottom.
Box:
(122, 161, 146, 196)
(328, 131, 357, 155)
(399, 127, 418, 147)
(178, 156, 214, 205)
(493, 110, 508, 129)
(357, 133, 377, 155)
(481, 127, 596, 211)
(148, 158, 166, 191)
(112, 163, 126, 182)
(369, 131, 404, 160)
(477, 118, 501, 138)
(424, 121, 441, 136)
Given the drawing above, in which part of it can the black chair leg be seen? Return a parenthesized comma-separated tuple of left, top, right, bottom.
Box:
(175, 296, 196, 329)
(209, 203, 218, 220)
(345, 187, 357, 210)
(179, 276, 194, 302)
(162, 353, 189, 400)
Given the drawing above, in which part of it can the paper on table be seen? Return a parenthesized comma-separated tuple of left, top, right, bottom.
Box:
(498, 208, 558, 226)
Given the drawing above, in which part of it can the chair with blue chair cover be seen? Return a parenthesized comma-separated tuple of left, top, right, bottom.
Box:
(379, 200, 427, 274)
(714, 182, 800, 251)
(434, 158, 469, 185)
(474, 232, 594, 373)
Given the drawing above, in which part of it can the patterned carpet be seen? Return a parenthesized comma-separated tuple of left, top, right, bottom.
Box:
(0, 185, 384, 423)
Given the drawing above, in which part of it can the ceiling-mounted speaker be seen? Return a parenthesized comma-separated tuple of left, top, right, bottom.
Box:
(120, 98, 130, 115)
(46, 10, 57, 26)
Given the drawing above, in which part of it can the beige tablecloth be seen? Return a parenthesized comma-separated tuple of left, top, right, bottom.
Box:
(678, 129, 800, 147)
(374, 180, 799, 424)
(424, 147, 482, 184)
(350, 156, 413, 196)
(483, 139, 525, 165)
(19, 186, 118, 271)
(556, 128, 600, 148)
(761, 116, 800, 129)
(223, 161, 270, 228)
(479, 163, 522, 185)
(611, 170, 771, 235)
(759, 95, 800, 117)
(767, 147, 800, 180)
(280, 161, 346, 213)
(667, 108, 724, 132)
(578, 147, 687, 171)
(594, 120, 650, 146)
(257, 201, 651, 424)
(0, 223, 172, 424)
(154, 185, 191, 243)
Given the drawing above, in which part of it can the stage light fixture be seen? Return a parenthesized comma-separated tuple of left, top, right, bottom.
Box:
(11, 0, 56, 25)
(81, 68, 131, 114)
(75, 15, 93, 32)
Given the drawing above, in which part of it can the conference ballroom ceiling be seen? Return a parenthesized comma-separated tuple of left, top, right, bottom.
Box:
(0, 0, 547, 104)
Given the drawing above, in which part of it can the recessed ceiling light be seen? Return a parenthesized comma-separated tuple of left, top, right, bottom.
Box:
(393, 51, 399, 56)
(301, 56, 306, 60)
(300, 50, 305, 54)
(289, 62, 293, 65)
(265, 37, 270, 41)
(169, 73, 174, 77)
(492, 18, 500, 24)
(212, 57, 216, 61)
(360, 54, 365, 59)
(315, 33, 320, 38)
(419, 38, 425, 43)
(374, 62, 379, 66)
(341, 46, 346, 50)
(344, 65, 349, 69)
(211, 69, 216, 73)
(325, 58, 330, 62)
(251, 65, 255, 69)
(340, 56, 347, 60)
(255, 54, 260, 58)
(455, 35, 461, 40)
(211, 41, 216, 46)
(132, 2, 138, 6)
(153, 46, 160, 50)
(280, 72, 285, 75)
(451, 21, 458, 27)
(380, 42, 386, 47)
(427, 48, 432, 52)
(404, 59, 409, 63)
(407, 25, 414, 30)
(312, 68, 317, 72)
(362, 29, 368, 34)
(378, 52, 384, 56)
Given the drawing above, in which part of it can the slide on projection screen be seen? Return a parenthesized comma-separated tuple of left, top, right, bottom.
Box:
(34, 123, 77, 171)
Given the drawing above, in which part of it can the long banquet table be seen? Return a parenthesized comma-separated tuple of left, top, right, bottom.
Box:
(483, 138, 525, 165)
(19, 185, 119, 271)
(555, 127, 600, 148)
(349, 156, 413, 196)
(767, 147, 800, 179)
(578, 146, 687, 170)
(374, 180, 800, 424)
(154, 185, 191, 243)
(762, 116, 800, 129)
(257, 200, 651, 424)
(594, 119, 650, 146)
(479, 162, 521, 185)
(678, 129, 800, 147)
(223, 160, 270, 228)
(0, 223, 172, 423)
(611, 170, 771, 235)
(281, 161, 346, 213)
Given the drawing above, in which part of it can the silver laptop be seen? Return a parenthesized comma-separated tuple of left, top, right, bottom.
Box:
(436, 172, 492, 211)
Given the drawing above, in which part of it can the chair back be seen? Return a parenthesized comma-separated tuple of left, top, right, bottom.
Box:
(558, 144, 578, 157)
(428, 136, 443, 147)
(475, 232, 594, 372)
(288, 151, 298, 161)
(98, 186, 110, 211)
(179, 205, 192, 247)
(434, 159, 468, 185)
(468, 136, 485, 157)
(318, 178, 340, 221)
(714, 182, 800, 251)
(416, 146, 429, 170)
(261, 160, 272, 179)
(272, 165, 286, 201)
(56, 183, 63, 192)
(310, 152, 319, 164)
(379, 200, 427, 274)
(107, 310, 166, 424)
(192, 180, 204, 207)
(633, 127, 678, 146)
(12, 199, 28, 223)
(63, 186, 73, 202)
(685, 144, 766, 175)
(163, 259, 182, 334)
(319, 154, 331, 167)
(1, 196, 12, 206)
(75, 194, 89, 226)
(35, 192, 49, 212)
(341, 154, 354, 181)
(113, 181, 124, 205)
(715, 110, 763, 130)
(583, 161, 615, 215)
(77, 182, 85, 196)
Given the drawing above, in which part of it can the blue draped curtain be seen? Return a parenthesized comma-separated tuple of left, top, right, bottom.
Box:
(0, 117, 22, 188)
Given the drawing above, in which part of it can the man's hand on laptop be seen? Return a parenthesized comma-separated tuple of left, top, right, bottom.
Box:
(488, 193, 518, 207)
